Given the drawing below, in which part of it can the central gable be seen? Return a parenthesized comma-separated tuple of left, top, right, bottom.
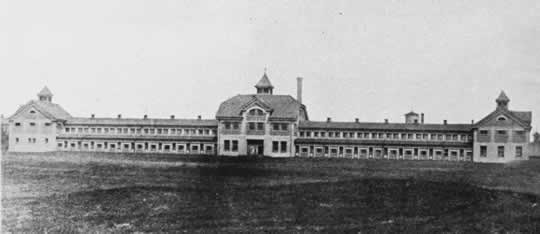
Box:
(475, 109, 530, 129)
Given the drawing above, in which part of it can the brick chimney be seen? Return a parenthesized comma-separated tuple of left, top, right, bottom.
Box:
(421, 113, 424, 124)
(327, 117, 331, 123)
(91, 114, 95, 118)
(384, 119, 389, 124)
(198, 115, 202, 120)
(143, 114, 148, 119)
(297, 77, 303, 104)
(355, 118, 359, 123)
(117, 114, 122, 119)
(170, 115, 175, 119)
(443, 120, 447, 125)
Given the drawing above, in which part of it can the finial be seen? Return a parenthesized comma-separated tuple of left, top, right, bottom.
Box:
(264, 67, 267, 74)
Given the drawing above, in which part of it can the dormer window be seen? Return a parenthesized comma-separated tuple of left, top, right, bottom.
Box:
(497, 116, 507, 121)
(248, 109, 265, 116)
(30, 110, 36, 114)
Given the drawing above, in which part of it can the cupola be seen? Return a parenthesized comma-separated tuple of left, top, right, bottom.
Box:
(37, 86, 53, 102)
(255, 71, 274, 95)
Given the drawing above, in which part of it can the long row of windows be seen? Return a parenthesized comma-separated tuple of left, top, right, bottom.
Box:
(64, 126, 216, 136)
(296, 145, 472, 160)
(299, 130, 471, 142)
(479, 145, 523, 158)
(58, 141, 214, 153)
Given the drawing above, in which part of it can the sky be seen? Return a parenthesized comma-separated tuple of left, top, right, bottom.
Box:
(1, 0, 540, 129)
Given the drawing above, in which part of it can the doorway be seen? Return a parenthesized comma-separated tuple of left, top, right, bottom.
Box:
(247, 139, 264, 156)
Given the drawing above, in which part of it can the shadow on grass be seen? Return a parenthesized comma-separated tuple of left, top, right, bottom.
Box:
(25, 178, 540, 233)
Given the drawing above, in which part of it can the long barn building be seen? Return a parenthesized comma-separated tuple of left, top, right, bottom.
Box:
(6, 73, 536, 163)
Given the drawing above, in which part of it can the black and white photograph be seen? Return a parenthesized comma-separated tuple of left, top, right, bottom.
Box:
(1, 0, 540, 232)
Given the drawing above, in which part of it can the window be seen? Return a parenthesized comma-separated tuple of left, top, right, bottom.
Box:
(248, 109, 264, 116)
(272, 141, 279, 152)
(232, 140, 239, 152)
(91, 128, 96, 133)
(516, 146, 523, 158)
(29, 110, 36, 114)
(15, 122, 21, 126)
(321, 132, 326, 138)
(480, 146, 487, 157)
(281, 123, 288, 131)
(225, 122, 231, 129)
(479, 130, 489, 135)
(248, 122, 256, 130)
(256, 123, 264, 130)
(498, 146, 505, 158)
(416, 134, 421, 139)
(45, 138, 48, 143)
(280, 141, 287, 153)
(496, 130, 507, 135)
(15, 138, 19, 143)
(273, 124, 280, 131)
(452, 135, 458, 141)
(65, 128, 70, 132)
(224, 140, 230, 151)
(497, 116, 507, 121)
(232, 123, 239, 129)
(44, 123, 52, 127)
(314, 132, 319, 137)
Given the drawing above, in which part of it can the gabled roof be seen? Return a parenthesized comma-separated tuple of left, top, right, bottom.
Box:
(38, 86, 53, 97)
(67, 117, 217, 127)
(496, 91, 509, 102)
(216, 94, 304, 119)
(9, 100, 71, 121)
(300, 121, 473, 132)
(474, 108, 532, 128)
(254, 73, 273, 88)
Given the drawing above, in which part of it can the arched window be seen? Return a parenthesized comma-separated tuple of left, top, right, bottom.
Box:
(248, 109, 264, 116)
(497, 116, 507, 121)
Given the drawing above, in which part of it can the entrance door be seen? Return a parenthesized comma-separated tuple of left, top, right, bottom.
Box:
(247, 140, 264, 156)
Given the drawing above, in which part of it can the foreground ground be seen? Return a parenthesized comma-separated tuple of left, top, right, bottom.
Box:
(2, 153, 540, 233)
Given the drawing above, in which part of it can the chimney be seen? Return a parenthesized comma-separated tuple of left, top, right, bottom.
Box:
(421, 113, 424, 124)
(443, 120, 447, 125)
(471, 119, 475, 124)
(117, 114, 122, 119)
(91, 114, 95, 119)
(384, 119, 389, 124)
(170, 115, 175, 119)
(355, 118, 359, 123)
(143, 114, 148, 119)
(198, 115, 202, 120)
(327, 117, 331, 122)
(297, 77, 303, 104)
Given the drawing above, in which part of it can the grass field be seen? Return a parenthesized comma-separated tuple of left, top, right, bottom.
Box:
(2, 152, 540, 233)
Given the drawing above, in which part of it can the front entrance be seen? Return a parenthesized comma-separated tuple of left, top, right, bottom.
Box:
(247, 139, 264, 156)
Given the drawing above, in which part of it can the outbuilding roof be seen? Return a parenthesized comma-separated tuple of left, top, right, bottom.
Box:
(299, 120, 473, 132)
(66, 117, 217, 127)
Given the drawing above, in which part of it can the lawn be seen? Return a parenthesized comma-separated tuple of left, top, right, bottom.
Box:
(2, 152, 540, 233)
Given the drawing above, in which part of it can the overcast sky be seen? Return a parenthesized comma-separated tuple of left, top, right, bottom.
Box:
(1, 0, 539, 129)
